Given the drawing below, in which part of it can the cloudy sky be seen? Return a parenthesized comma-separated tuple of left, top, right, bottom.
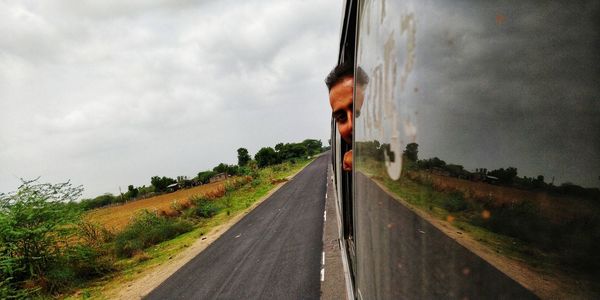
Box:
(356, 0, 599, 188)
(0, 0, 342, 198)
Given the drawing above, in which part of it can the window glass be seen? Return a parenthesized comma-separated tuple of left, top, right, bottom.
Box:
(354, 1, 600, 299)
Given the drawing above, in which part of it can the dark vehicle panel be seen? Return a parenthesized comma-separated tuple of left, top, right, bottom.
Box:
(350, 0, 600, 299)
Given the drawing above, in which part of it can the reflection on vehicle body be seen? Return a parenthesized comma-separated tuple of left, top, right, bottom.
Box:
(331, 0, 600, 299)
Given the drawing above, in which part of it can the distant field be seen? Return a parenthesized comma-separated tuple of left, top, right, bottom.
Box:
(407, 171, 596, 223)
(85, 180, 234, 231)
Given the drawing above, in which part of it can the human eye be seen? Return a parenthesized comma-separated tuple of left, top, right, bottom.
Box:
(334, 111, 347, 123)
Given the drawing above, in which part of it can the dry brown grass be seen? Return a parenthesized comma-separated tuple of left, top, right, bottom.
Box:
(132, 251, 152, 263)
(85, 180, 235, 232)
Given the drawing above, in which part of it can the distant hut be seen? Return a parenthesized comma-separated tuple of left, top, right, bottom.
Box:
(209, 173, 228, 183)
(166, 183, 180, 192)
(484, 175, 500, 184)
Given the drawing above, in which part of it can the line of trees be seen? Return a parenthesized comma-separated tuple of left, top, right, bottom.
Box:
(357, 141, 600, 199)
(255, 139, 323, 167)
(78, 139, 325, 210)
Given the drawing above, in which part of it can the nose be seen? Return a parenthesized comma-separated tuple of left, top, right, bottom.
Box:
(347, 110, 353, 131)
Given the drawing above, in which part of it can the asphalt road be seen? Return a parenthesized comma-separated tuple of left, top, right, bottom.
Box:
(145, 155, 327, 300)
(354, 172, 537, 299)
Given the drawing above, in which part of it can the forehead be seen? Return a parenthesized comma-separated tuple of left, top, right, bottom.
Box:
(329, 76, 354, 106)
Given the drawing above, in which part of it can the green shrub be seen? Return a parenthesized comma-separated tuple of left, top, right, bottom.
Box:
(224, 182, 235, 193)
(0, 255, 35, 299)
(476, 201, 542, 244)
(251, 178, 262, 187)
(77, 221, 115, 247)
(190, 196, 220, 218)
(246, 161, 260, 179)
(114, 210, 193, 258)
(442, 192, 470, 212)
(65, 245, 115, 278)
(197, 171, 217, 184)
(0, 180, 83, 294)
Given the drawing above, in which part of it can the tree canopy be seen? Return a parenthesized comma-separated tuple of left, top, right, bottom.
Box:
(151, 176, 176, 192)
(255, 147, 280, 167)
(237, 148, 251, 167)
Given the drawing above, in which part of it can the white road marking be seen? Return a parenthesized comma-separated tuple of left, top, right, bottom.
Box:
(323, 210, 327, 222)
(321, 268, 325, 282)
(322, 251, 325, 266)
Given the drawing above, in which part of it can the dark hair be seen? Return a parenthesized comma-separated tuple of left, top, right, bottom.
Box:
(325, 62, 369, 91)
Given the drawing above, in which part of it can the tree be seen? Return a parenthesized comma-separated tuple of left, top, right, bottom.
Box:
(445, 164, 466, 178)
(79, 193, 117, 210)
(403, 143, 418, 162)
(127, 185, 139, 199)
(255, 147, 279, 167)
(151, 176, 176, 192)
(237, 148, 251, 167)
(488, 167, 518, 184)
(273, 142, 310, 160)
(197, 171, 216, 184)
(284, 143, 306, 159)
(213, 163, 239, 175)
(0, 179, 83, 291)
(301, 139, 323, 155)
(213, 163, 227, 174)
(417, 157, 446, 169)
(274, 143, 285, 152)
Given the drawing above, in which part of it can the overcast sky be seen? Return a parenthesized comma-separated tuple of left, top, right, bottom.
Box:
(356, 0, 599, 188)
(0, 0, 342, 198)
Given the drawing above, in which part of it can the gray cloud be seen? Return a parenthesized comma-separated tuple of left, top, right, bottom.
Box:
(357, 0, 599, 188)
(0, 0, 342, 197)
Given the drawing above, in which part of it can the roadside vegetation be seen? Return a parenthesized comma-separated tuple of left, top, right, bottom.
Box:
(0, 139, 324, 299)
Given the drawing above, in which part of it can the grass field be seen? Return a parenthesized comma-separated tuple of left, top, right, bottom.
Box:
(84, 180, 239, 232)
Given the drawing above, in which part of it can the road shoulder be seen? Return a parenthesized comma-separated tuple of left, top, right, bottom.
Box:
(320, 163, 348, 300)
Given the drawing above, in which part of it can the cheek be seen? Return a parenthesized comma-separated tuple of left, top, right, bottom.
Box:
(339, 123, 351, 137)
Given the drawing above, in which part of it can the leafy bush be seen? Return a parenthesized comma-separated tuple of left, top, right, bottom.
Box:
(80, 193, 118, 210)
(77, 221, 115, 248)
(190, 196, 220, 218)
(246, 161, 260, 178)
(442, 192, 470, 212)
(114, 210, 193, 257)
(0, 180, 83, 293)
(0, 255, 34, 299)
(197, 171, 217, 184)
(213, 163, 240, 175)
(476, 201, 543, 244)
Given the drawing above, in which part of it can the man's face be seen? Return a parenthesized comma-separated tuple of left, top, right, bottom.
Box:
(329, 76, 354, 144)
